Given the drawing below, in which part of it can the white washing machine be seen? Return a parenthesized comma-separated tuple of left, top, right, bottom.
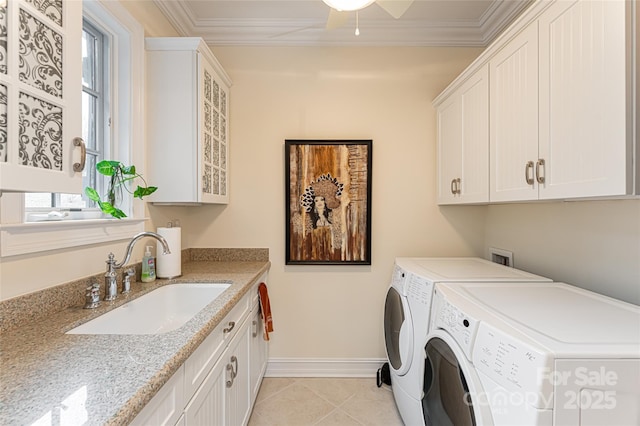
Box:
(425, 281, 640, 426)
(383, 258, 551, 425)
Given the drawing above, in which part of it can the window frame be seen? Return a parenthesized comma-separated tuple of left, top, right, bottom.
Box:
(0, 0, 147, 258)
(23, 17, 110, 217)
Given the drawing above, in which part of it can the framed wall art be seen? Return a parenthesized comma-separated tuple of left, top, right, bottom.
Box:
(285, 139, 372, 265)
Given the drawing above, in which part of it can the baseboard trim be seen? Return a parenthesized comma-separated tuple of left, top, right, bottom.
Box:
(265, 358, 387, 378)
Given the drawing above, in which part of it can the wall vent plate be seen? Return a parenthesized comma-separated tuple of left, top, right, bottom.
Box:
(489, 247, 513, 267)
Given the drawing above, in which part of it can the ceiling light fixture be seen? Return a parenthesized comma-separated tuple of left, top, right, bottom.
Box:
(322, 0, 375, 12)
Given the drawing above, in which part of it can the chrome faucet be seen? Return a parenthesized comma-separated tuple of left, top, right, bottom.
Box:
(104, 231, 171, 301)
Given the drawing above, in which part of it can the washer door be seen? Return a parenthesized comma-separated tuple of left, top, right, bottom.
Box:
(384, 286, 413, 376)
(422, 330, 493, 426)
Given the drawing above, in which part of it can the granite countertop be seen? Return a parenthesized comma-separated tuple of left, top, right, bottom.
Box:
(0, 259, 270, 425)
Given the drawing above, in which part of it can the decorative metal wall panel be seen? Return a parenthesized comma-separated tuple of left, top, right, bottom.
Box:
(18, 91, 63, 169)
(19, 8, 63, 98)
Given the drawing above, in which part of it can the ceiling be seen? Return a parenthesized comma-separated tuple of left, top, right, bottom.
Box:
(153, 0, 534, 46)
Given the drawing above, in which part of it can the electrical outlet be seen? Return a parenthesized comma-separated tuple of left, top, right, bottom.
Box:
(490, 247, 514, 267)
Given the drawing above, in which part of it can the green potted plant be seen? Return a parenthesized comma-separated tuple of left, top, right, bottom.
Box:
(85, 160, 157, 219)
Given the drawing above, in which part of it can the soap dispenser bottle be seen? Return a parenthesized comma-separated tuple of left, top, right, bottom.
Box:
(141, 246, 156, 282)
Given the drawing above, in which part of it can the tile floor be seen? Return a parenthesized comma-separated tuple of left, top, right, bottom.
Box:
(248, 377, 404, 426)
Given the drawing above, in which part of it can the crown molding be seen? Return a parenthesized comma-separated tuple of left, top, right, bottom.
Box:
(153, 0, 532, 46)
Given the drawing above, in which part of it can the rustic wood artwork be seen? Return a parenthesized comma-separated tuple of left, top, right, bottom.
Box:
(286, 140, 372, 265)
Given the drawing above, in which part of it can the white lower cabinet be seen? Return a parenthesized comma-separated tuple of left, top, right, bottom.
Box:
(224, 322, 251, 426)
(132, 277, 269, 426)
(184, 355, 226, 425)
(249, 297, 269, 404)
(185, 319, 249, 425)
(130, 365, 185, 426)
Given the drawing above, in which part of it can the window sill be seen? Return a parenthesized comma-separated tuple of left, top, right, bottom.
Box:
(0, 218, 146, 258)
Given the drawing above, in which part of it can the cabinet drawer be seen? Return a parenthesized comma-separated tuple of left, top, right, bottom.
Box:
(184, 293, 250, 397)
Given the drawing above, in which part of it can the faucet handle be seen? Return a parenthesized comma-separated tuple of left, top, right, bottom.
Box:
(122, 268, 135, 294)
(84, 283, 101, 309)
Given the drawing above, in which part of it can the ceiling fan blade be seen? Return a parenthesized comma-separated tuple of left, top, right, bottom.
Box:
(326, 8, 349, 30)
(376, 0, 414, 19)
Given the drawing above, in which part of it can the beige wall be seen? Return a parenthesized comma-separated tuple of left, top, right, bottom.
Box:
(484, 200, 640, 305)
(147, 46, 487, 358)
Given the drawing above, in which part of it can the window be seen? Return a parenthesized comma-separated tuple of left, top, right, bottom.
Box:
(24, 19, 110, 219)
(0, 0, 146, 257)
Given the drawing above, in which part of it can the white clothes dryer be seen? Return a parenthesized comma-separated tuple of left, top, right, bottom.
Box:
(383, 258, 551, 426)
(425, 281, 640, 426)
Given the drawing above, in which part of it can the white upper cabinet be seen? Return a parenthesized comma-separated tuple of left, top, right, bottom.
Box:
(538, 0, 629, 199)
(146, 38, 231, 204)
(0, 0, 83, 193)
(489, 24, 540, 202)
(436, 65, 489, 205)
(436, 0, 637, 204)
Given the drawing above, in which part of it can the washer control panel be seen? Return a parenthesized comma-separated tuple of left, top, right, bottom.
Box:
(432, 290, 479, 360)
(405, 273, 433, 306)
(473, 322, 550, 405)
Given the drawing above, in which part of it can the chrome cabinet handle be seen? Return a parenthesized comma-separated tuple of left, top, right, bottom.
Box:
(525, 161, 535, 185)
(536, 159, 545, 184)
(226, 355, 238, 388)
(223, 321, 236, 334)
(73, 137, 86, 172)
(231, 355, 238, 377)
(252, 320, 258, 338)
(226, 363, 234, 388)
(450, 178, 462, 195)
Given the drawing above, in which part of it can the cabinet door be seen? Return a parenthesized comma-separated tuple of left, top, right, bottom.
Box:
(437, 65, 489, 205)
(0, 0, 83, 193)
(131, 366, 185, 426)
(199, 53, 229, 204)
(459, 65, 489, 203)
(490, 24, 540, 202)
(184, 356, 227, 425)
(436, 90, 463, 204)
(538, 0, 628, 199)
(249, 307, 269, 405)
(225, 321, 251, 426)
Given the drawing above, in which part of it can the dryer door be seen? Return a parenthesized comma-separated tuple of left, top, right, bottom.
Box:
(422, 330, 493, 426)
(384, 286, 413, 375)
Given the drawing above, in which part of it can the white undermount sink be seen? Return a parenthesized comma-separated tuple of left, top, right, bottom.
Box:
(67, 283, 231, 335)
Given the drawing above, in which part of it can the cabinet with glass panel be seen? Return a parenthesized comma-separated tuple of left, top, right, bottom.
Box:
(146, 38, 231, 204)
(0, 0, 83, 193)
